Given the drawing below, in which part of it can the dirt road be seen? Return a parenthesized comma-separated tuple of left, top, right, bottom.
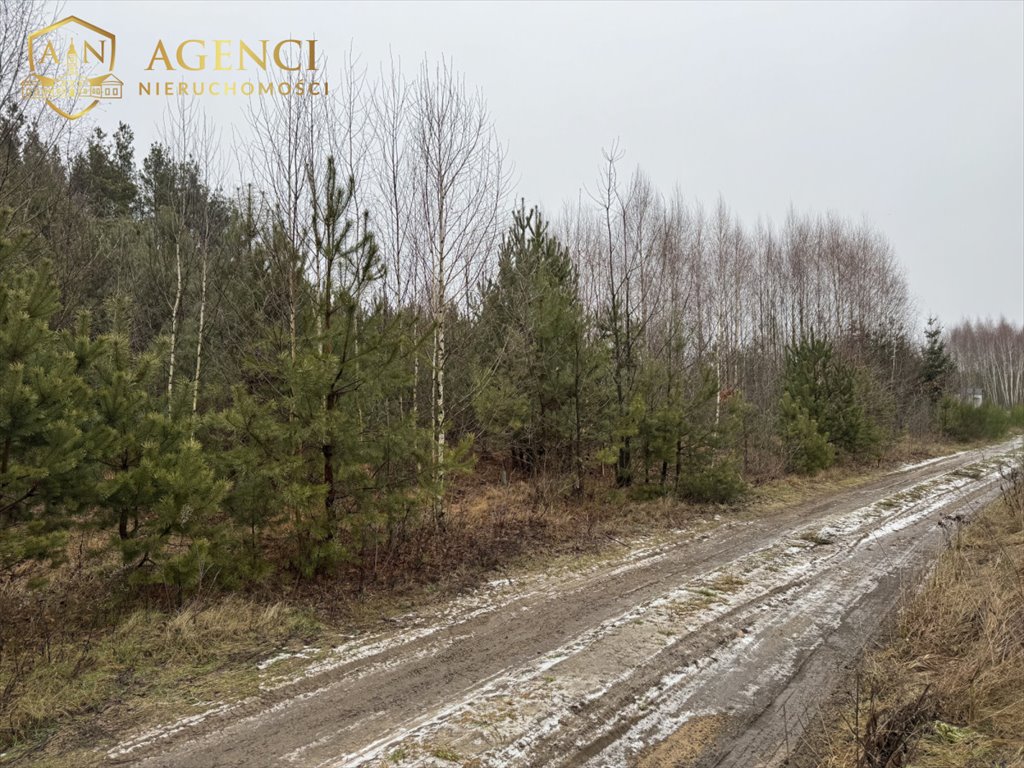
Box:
(110, 438, 1021, 768)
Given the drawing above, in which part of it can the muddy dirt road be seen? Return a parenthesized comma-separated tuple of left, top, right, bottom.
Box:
(111, 438, 1021, 768)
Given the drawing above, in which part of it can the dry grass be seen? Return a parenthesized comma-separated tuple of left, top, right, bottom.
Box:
(808, 458, 1024, 768)
(0, 591, 319, 765)
(635, 713, 729, 768)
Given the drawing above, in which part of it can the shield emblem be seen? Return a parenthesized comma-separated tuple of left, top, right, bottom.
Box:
(24, 16, 119, 120)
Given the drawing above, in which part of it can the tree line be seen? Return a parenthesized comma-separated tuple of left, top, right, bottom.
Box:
(2, 43, 1021, 593)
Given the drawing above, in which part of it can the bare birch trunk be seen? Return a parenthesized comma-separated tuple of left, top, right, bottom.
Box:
(432, 272, 446, 523)
(190, 246, 208, 424)
(167, 240, 183, 411)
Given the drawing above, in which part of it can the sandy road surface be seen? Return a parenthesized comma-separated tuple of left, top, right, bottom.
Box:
(109, 438, 1021, 768)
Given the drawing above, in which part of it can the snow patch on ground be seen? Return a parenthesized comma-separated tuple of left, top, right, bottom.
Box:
(106, 701, 240, 759)
(257, 646, 321, 671)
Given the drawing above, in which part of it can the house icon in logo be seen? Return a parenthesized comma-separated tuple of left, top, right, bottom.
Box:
(21, 16, 122, 120)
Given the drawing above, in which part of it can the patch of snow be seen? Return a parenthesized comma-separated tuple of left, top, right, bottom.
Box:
(257, 646, 321, 671)
(106, 701, 239, 758)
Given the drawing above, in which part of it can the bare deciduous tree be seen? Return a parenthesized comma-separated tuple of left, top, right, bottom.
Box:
(409, 57, 509, 520)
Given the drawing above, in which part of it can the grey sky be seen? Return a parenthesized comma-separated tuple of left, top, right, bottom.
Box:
(62, 0, 1024, 327)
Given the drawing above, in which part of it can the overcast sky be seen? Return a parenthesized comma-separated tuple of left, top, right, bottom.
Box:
(60, 0, 1024, 327)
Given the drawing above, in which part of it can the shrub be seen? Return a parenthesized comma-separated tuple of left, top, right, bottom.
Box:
(1008, 404, 1024, 429)
(676, 458, 746, 504)
(939, 398, 1010, 442)
(780, 392, 836, 474)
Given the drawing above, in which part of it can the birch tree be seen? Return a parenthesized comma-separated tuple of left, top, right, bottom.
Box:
(409, 57, 509, 521)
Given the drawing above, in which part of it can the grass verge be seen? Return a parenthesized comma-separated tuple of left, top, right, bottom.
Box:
(0, 596, 319, 766)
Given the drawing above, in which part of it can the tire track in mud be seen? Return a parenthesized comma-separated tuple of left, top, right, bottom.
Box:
(111, 438, 1021, 768)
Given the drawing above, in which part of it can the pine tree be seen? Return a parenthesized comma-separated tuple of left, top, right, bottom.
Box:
(89, 330, 227, 589)
(779, 390, 835, 474)
(921, 316, 955, 405)
(473, 204, 589, 477)
(305, 158, 430, 567)
(206, 159, 429, 577)
(669, 367, 747, 502)
(204, 386, 316, 578)
(780, 336, 877, 472)
(69, 124, 139, 218)
(0, 213, 94, 566)
(307, 156, 380, 526)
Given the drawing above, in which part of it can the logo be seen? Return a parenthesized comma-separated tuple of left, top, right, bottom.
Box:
(21, 16, 122, 121)
(20, 16, 327, 117)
